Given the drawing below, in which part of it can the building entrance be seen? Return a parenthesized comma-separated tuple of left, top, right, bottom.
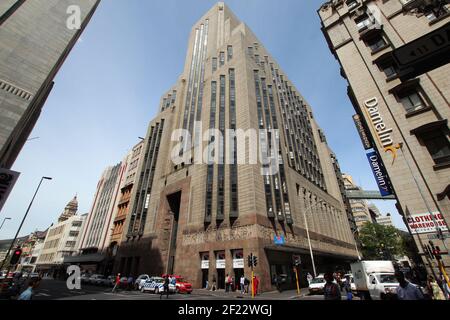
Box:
(167, 191, 182, 275)
(217, 269, 225, 290)
(202, 269, 208, 289)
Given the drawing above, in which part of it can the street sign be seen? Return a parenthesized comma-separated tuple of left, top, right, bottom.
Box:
(366, 151, 393, 197)
(0, 168, 20, 212)
(392, 22, 450, 81)
(274, 235, 285, 245)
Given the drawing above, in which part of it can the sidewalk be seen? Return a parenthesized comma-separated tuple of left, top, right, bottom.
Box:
(195, 288, 308, 300)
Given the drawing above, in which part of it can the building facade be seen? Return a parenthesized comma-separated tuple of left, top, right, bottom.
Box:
(0, 0, 100, 168)
(109, 141, 145, 258)
(17, 230, 47, 273)
(377, 213, 395, 227)
(114, 2, 358, 291)
(36, 197, 85, 277)
(319, 0, 450, 276)
(342, 174, 373, 230)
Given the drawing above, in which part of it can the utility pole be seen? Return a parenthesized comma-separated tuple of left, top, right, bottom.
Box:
(0, 176, 52, 272)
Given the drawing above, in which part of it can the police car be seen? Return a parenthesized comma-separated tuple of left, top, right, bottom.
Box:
(141, 277, 176, 294)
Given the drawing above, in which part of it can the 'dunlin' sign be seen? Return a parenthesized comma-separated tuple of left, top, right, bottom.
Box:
(366, 151, 393, 197)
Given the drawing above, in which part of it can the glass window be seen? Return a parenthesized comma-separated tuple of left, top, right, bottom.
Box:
(227, 45, 233, 61)
(366, 34, 387, 52)
(399, 90, 425, 112)
(212, 57, 217, 73)
(421, 130, 450, 165)
(219, 52, 225, 67)
(356, 15, 372, 30)
(346, 0, 358, 9)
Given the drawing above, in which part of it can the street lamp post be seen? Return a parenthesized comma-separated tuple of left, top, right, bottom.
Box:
(0, 176, 52, 272)
(352, 229, 362, 261)
(301, 201, 326, 278)
(0, 217, 11, 232)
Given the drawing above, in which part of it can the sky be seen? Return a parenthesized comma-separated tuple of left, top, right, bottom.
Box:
(0, 0, 407, 240)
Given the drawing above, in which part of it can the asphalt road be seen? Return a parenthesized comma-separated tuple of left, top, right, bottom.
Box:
(29, 280, 348, 300)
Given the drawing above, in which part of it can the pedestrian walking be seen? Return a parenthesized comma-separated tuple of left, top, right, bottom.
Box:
(323, 272, 341, 300)
(225, 274, 232, 292)
(17, 279, 38, 300)
(274, 274, 282, 293)
(306, 272, 313, 285)
(210, 275, 217, 291)
(127, 275, 134, 291)
(253, 275, 260, 295)
(427, 275, 445, 300)
(395, 271, 424, 300)
(112, 273, 121, 293)
(244, 277, 250, 294)
(240, 275, 245, 294)
(160, 275, 170, 299)
(343, 275, 353, 300)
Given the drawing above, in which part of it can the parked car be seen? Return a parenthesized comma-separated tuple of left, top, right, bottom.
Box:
(141, 277, 176, 294)
(29, 273, 40, 279)
(308, 275, 338, 295)
(161, 274, 193, 294)
(93, 275, 106, 286)
(308, 276, 326, 295)
(101, 275, 115, 287)
(81, 273, 91, 284)
(87, 274, 104, 285)
(135, 274, 150, 290)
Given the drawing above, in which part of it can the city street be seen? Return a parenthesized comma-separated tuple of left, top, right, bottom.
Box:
(29, 279, 346, 301)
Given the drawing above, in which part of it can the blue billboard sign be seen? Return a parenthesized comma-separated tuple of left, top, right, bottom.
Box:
(366, 151, 393, 197)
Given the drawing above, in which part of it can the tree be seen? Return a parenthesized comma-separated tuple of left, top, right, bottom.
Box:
(359, 223, 406, 260)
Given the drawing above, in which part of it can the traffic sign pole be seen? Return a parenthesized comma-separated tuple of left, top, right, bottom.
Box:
(295, 267, 300, 296)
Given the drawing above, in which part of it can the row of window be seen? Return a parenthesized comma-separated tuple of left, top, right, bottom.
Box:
(128, 120, 165, 237)
(269, 64, 326, 190)
(254, 69, 293, 224)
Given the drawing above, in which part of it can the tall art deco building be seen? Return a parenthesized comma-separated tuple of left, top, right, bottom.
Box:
(115, 2, 358, 291)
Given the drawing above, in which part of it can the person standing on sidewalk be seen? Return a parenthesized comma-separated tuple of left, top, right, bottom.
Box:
(240, 275, 245, 294)
(343, 275, 353, 300)
(395, 271, 424, 300)
(112, 273, 121, 293)
(323, 272, 341, 300)
(210, 275, 217, 291)
(306, 272, 313, 285)
(427, 275, 445, 300)
(160, 275, 170, 299)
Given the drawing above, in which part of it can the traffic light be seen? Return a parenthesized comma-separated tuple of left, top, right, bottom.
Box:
(10, 248, 22, 265)
(252, 255, 258, 267)
(434, 246, 442, 260)
(247, 254, 253, 268)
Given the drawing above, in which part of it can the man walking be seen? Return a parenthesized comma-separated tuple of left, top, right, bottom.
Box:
(395, 271, 424, 300)
(323, 272, 341, 300)
(160, 275, 170, 299)
(18, 279, 40, 300)
(343, 275, 353, 300)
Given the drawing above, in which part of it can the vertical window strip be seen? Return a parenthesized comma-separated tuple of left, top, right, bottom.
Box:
(253, 70, 265, 129)
(205, 81, 217, 222)
(188, 23, 205, 136)
(217, 75, 226, 220)
(128, 124, 157, 235)
(229, 69, 238, 216)
(195, 20, 209, 150)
